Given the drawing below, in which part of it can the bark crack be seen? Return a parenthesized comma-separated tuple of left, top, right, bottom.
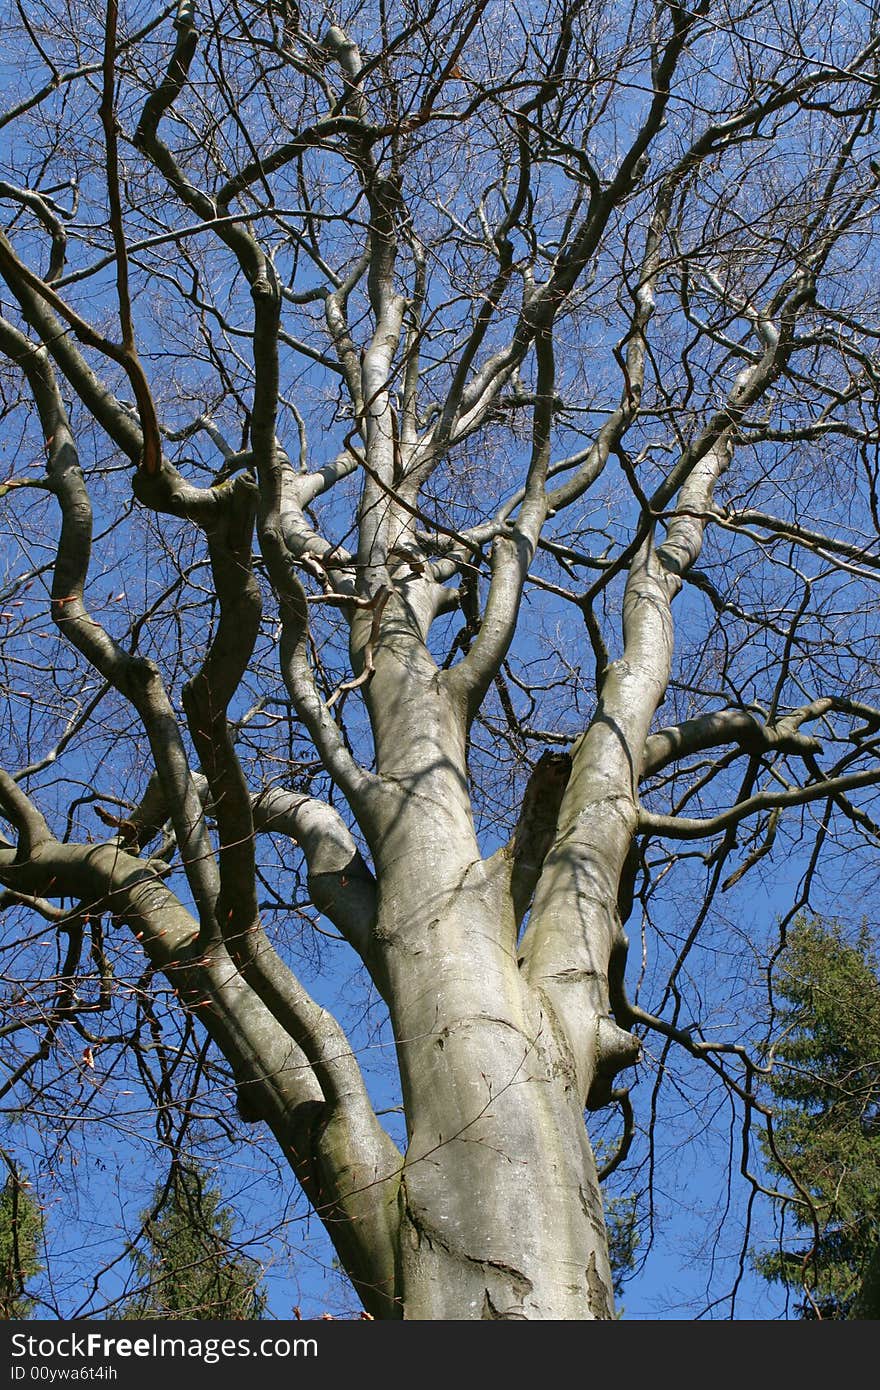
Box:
(401, 1176, 534, 1317)
(586, 1251, 613, 1319)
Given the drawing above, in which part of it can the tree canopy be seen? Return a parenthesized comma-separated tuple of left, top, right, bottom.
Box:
(0, 1164, 44, 1319)
(1, 0, 880, 1319)
(755, 918, 880, 1319)
(120, 1162, 268, 1319)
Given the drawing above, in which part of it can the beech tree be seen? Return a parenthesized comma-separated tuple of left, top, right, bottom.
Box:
(2, 0, 880, 1319)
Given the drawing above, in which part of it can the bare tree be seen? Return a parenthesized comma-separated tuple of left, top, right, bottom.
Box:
(2, 0, 880, 1319)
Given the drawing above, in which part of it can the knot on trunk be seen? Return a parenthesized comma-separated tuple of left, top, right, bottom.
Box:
(586, 1015, 640, 1111)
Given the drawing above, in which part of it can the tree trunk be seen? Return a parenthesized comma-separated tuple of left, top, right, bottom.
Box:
(360, 615, 619, 1318)
(380, 833, 615, 1319)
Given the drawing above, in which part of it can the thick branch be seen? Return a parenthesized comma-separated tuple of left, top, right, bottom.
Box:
(254, 787, 377, 963)
(643, 701, 834, 778)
